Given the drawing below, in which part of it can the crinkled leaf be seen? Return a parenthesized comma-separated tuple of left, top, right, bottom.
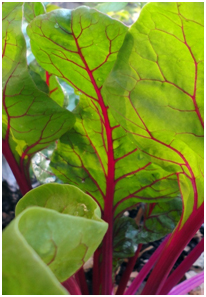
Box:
(3, 184, 107, 294)
(113, 216, 139, 259)
(103, 2, 204, 225)
(28, 6, 179, 218)
(2, 3, 75, 181)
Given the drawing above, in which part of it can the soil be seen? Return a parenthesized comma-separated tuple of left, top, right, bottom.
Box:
(2, 180, 22, 230)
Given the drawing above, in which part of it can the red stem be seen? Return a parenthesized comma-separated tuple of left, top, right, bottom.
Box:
(116, 244, 143, 295)
(2, 140, 32, 195)
(75, 267, 89, 295)
(71, 20, 115, 294)
(62, 276, 82, 295)
(125, 235, 170, 295)
(93, 248, 101, 294)
(159, 237, 204, 295)
(141, 202, 204, 295)
(46, 71, 51, 86)
(168, 271, 204, 295)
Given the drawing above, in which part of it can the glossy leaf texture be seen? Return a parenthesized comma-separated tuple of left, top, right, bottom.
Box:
(3, 184, 107, 294)
(103, 2, 204, 226)
(113, 196, 182, 260)
(2, 3, 75, 190)
(113, 216, 139, 259)
(27, 6, 180, 219)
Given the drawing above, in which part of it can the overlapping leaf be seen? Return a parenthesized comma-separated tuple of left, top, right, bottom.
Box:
(3, 184, 107, 294)
(24, 2, 45, 23)
(2, 3, 75, 184)
(27, 7, 180, 219)
(103, 2, 204, 225)
(23, 2, 66, 107)
(113, 196, 182, 260)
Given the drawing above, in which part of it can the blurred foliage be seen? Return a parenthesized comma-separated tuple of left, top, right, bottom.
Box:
(50, 2, 147, 25)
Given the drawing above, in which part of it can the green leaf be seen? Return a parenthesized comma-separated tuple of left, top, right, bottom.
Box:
(2, 3, 75, 182)
(3, 184, 107, 294)
(113, 197, 182, 260)
(113, 216, 139, 259)
(27, 6, 128, 97)
(28, 60, 65, 107)
(46, 4, 60, 13)
(27, 6, 179, 219)
(102, 2, 204, 225)
(51, 95, 179, 216)
(95, 2, 128, 14)
(24, 2, 45, 23)
(137, 197, 182, 243)
(29, 68, 49, 94)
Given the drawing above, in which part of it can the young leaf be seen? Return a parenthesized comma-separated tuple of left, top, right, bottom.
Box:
(102, 2, 204, 294)
(3, 184, 107, 294)
(2, 3, 75, 193)
(3, 213, 68, 295)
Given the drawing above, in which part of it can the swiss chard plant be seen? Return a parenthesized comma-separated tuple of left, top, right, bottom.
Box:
(2, 2, 204, 295)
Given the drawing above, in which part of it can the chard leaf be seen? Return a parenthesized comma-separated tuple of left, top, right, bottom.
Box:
(137, 197, 182, 243)
(28, 68, 49, 94)
(113, 197, 182, 260)
(2, 3, 75, 189)
(29, 60, 65, 107)
(27, 7, 179, 219)
(113, 216, 139, 259)
(103, 2, 204, 226)
(51, 95, 179, 216)
(3, 184, 107, 294)
(24, 2, 45, 23)
(46, 71, 65, 107)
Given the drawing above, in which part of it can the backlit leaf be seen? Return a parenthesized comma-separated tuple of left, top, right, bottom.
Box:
(2, 3, 75, 189)
(103, 2, 204, 226)
(28, 7, 179, 220)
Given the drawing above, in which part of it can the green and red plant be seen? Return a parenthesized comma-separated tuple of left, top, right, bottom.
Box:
(2, 2, 204, 295)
